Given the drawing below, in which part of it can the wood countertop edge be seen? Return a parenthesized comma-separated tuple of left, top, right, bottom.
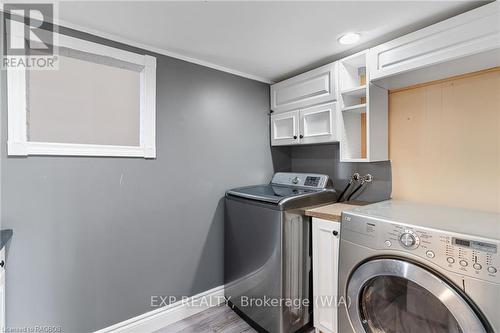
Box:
(305, 210, 343, 222)
(304, 201, 367, 222)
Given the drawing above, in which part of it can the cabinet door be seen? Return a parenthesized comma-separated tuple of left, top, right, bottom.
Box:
(313, 218, 340, 333)
(270, 110, 299, 146)
(271, 62, 337, 113)
(299, 103, 337, 144)
(0, 249, 5, 331)
(368, 2, 500, 81)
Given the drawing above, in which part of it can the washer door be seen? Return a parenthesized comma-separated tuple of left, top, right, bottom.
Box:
(346, 258, 488, 333)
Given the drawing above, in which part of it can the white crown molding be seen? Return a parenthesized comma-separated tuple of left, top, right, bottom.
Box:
(94, 285, 225, 333)
(52, 17, 272, 84)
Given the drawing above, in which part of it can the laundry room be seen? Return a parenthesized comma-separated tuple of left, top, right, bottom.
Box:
(0, 1, 499, 333)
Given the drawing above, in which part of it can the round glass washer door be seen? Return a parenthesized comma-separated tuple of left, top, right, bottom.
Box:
(346, 258, 488, 333)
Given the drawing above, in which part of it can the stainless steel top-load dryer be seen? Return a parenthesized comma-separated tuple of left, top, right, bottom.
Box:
(338, 200, 500, 333)
(225, 172, 337, 333)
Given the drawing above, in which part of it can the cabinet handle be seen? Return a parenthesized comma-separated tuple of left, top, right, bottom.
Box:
(293, 135, 297, 139)
(299, 135, 304, 139)
(332, 230, 339, 236)
(0, 260, 4, 267)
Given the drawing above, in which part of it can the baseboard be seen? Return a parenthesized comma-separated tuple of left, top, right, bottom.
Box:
(95, 285, 225, 333)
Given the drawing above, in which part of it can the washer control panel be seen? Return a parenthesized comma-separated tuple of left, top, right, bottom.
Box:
(380, 222, 500, 284)
(271, 172, 329, 189)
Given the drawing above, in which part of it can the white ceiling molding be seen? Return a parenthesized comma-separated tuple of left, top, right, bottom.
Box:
(52, 17, 273, 84)
(55, 1, 487, 83)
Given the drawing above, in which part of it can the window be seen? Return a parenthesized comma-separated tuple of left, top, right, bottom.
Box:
(7, 28, 157, 158)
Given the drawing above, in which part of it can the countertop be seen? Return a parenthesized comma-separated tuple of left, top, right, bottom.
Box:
(0, 229, 13, 250)
(305, 201, 366, 222)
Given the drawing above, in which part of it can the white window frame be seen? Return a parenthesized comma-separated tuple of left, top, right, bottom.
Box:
(7, 28, 157, 158)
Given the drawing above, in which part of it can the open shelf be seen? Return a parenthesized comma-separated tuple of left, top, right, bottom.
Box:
(338, 50, 388, 162)
(341, 85, 367, 98)
(339, 51, 368, 111)
(342, 103, 366, 113)
(340, 110, 367, 161)
(339, 51, 373, 161)
(339, 51, 367, 92)
(340, 52, 367, 68)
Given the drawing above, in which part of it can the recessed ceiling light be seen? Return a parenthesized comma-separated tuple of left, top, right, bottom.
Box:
(338, 33, 361, 45)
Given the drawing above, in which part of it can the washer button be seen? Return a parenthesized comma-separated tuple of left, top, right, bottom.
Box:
(459, 260, 468, 267)
(447, 257, 455, 264)
(488, 266, 497, 274)
(473, 263, 482, 270)
(384, 240, 392, 247)
(426, 250, 435, 258)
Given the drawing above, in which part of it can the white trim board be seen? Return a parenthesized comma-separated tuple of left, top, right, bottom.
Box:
(94, 285, 225, 333)
(6, 22, 157, 158)
(52, 17, 272, 84)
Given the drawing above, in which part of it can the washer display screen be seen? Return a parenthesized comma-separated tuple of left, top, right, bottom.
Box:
(304, 176, 320, 187)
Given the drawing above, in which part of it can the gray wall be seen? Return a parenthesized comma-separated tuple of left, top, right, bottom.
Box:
(0, 27, 273, 332)
(273, 144, 392, 202)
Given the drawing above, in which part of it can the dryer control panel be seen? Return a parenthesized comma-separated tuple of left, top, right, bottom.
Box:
(341, 212, 500, 284)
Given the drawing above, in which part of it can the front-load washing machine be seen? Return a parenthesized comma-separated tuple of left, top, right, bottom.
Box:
(338, 200, 500, 333)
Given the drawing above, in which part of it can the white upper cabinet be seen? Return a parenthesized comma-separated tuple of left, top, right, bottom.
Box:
(271, 110, 300, 146)
(270, 62, 337, 113)
(299, 103, 337, 145)
(271, 103, 338, 146)
(368, 2, 500, 88)
(269, 2, 498, 156)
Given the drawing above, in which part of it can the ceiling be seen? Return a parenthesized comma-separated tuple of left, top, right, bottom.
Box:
(58, 1, 489, 83)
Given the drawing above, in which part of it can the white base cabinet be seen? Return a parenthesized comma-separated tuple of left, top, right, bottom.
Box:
(270, 63, 337, 113)
(271, 103, 338, 146)
(0, 248, 5, 331)
(312, 218, 340, 333)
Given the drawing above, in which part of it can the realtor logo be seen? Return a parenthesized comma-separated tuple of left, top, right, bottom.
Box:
(2, 2, 58, 69)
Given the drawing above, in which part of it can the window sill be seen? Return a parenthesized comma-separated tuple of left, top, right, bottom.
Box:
(7, 141, 156, 158)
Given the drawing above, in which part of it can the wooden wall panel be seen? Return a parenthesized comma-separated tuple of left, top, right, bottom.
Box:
(389, 68, 500, 212)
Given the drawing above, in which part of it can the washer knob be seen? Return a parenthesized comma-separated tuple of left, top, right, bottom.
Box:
(400, 233, 416, 248)
(473, 263, 482, 270)
(292, 177, 300, 184)
(488, 266, 497, 274)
